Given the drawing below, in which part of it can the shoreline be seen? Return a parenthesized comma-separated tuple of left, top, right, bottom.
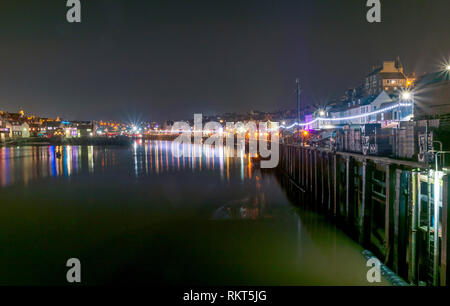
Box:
(0, 136, 133, 147)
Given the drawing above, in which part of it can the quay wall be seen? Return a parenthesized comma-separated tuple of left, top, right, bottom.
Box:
(278, 143, 450, 286)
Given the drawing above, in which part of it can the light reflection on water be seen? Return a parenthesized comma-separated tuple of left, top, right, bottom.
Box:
(0, 141, 389, 285)
(0, 141, 258, 188)
(0, 145, 95, 187)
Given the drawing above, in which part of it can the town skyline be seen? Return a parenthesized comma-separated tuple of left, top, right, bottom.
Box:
(1, 55, 447, 127)
(1, 0, 449, 122)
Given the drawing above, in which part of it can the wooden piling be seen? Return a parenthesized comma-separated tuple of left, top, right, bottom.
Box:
(361, 161, 373, 246)
(333, 154, 337, 217)
(314, 150, 318, 203)
(277, 144, 445, 286)
(441, 175, 450, 286)
(409, 171, 418, 284)
(346, 157, 355, 225)
(385, 164, 396, 267)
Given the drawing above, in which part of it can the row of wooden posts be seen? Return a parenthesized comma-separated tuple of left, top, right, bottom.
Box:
(278, 143, 450, 286)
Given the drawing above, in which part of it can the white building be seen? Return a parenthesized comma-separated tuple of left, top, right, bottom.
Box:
(324, 90, 412, 128)
(8, 121, 30, 138)
(327, 96, 375, 126)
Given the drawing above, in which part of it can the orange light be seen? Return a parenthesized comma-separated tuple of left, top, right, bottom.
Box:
(302, 130, 309, 136)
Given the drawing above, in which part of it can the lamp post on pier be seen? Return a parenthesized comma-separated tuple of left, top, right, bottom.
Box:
(296, 78, 302, 140)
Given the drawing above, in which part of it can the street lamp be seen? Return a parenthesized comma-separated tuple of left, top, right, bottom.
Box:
(401, 91, 411, 100)
(446, 65, 450, 71)
(400, 90, 414, 120)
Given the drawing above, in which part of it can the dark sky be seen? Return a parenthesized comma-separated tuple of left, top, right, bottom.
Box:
(0, 0, 449, 122)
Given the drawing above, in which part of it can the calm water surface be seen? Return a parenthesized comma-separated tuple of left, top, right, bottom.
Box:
(0, 141, 388, 285)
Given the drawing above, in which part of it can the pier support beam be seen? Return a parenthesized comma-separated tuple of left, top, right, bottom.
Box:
(321, 153, 325, 209)
(314, 150, 318, 203)
(346, 157, 355, 226)
(393, 169, 409, 278)
(327, 154, 332, 214)
(409, 171, 419, 284)
(306, 149, 309, 190)
(333, 154, 337, 217)
(385, 165, 396, 267)
(360, 161, 373, 246)
(309, 149, 312, 192)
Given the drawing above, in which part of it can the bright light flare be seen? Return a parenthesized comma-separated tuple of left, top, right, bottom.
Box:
(401, 91, 412, 100)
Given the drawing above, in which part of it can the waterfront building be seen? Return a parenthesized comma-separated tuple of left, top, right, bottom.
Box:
(327, 96, 375, 126)
(67, 120, 96, 137)
(8, 121, 30, 138)
(325, 90, 413, 128)
(364, 57, 407, 96)
(0, 114, 9, 142)
(28, 123, 43, 137)
(43, 121, 64, 137)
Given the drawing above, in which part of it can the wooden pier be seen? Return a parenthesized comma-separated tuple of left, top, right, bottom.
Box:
(279, 143, 450, 286)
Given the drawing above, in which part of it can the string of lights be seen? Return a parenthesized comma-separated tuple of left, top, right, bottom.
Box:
(150, 102, 413, 134)
(272, 102, 413, 131)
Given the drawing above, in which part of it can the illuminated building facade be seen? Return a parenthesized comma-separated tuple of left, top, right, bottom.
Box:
(364, 58, 408, 96)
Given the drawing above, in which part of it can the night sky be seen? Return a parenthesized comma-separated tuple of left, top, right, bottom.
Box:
(0, 0, 449, 122)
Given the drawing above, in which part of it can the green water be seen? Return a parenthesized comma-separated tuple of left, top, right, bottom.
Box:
(0, 141, 388, 285)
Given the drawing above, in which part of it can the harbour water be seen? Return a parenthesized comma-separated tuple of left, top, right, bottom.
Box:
(0, 141, 389, 285)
